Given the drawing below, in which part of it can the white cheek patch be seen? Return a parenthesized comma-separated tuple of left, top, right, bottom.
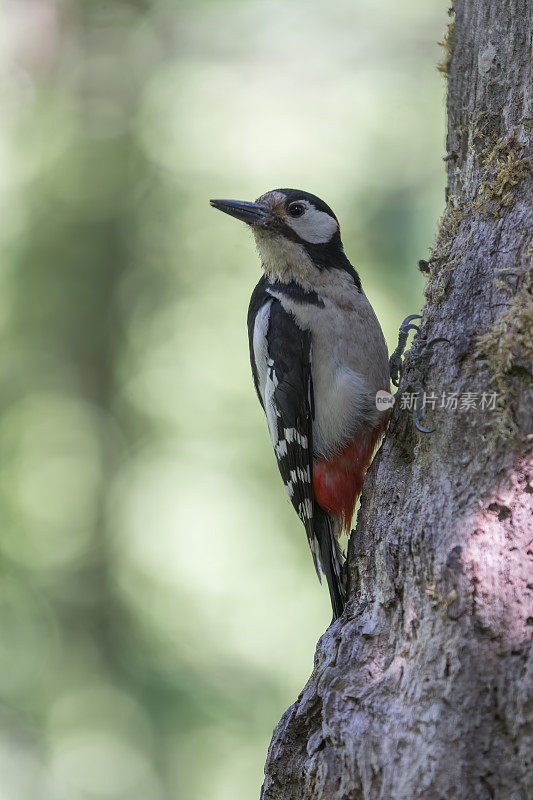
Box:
(287, 207, 338, 244)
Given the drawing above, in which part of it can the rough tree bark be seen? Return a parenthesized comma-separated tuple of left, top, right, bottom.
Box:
(261, 1, 532, 798)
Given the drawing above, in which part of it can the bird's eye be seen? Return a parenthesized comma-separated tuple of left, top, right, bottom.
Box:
(288, 202, 305, 218)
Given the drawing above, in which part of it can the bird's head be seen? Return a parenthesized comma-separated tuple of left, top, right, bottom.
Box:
(210, 188, 360, 288)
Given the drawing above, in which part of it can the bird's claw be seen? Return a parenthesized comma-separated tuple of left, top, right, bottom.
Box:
(405, 338, 452, 433)
(424, 336, 451, 351)
(413, 384, 434, 433)
(401, 313, 424, 328)
(389, 314, 422, 387)
(390, 315, 452, 434)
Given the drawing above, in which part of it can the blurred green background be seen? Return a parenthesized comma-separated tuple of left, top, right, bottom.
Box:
(0, 1, 446, 798)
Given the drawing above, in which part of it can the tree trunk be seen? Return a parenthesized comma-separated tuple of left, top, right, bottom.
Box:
(261, 1, 532, 798)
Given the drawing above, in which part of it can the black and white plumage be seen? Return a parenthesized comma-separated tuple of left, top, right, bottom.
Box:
(211, 189, 390, 620)
(248, 279, 318, 561)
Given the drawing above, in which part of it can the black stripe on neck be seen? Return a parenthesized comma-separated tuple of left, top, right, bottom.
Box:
(266, 280, 325, 308)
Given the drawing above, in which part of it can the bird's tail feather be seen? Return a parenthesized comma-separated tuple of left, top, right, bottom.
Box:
(313, 502, 345, 619)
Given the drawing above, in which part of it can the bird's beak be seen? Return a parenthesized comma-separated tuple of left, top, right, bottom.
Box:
(210, 198, 272, 226)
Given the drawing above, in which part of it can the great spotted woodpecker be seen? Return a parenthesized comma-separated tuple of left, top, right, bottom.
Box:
(210, 189, 390, 619)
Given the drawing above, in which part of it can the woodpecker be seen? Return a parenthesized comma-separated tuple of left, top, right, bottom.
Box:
(210, 189, 390, 619)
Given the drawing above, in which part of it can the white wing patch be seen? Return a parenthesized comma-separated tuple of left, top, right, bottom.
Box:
(264, 359, 280, 445)
(275, 439, 288, 458)
(252, 301, 272, 403)
(297, 498, 313, 520)
(290, 467, 311, 483)
(284, 427, 308, 447)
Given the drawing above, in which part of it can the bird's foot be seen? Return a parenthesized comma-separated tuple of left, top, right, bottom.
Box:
(389, 314, 422, 387)
(390, 315, 452, 433)
(401, 378, 436, 433)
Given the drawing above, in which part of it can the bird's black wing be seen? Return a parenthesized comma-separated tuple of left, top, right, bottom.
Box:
(248, 285, 346, 607)
(263, 300, 319, 576)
